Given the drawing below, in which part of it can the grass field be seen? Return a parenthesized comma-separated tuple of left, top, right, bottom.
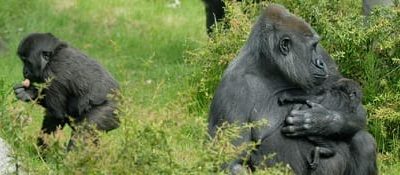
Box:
(0, 0, 399, 174)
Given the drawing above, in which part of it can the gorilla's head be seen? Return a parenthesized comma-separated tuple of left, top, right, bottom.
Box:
(250, 4, 328, 89)
(334, 78, 363, 103)
(17, 33, 65, 83)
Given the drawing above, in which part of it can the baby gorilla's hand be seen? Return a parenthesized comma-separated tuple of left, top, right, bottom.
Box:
(22, 79, 30, 88)
(14, 79, 38, 102)
(282, 101, 335, 137)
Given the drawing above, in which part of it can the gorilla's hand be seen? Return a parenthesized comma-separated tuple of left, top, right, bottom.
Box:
(13, 84, 38, 102)
(281, 101, 342, 137)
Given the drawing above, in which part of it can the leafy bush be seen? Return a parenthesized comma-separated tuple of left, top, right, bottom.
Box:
(186, 1, 261, 114)
(0, 83, 289, 174)
(187, 0, 400, 162)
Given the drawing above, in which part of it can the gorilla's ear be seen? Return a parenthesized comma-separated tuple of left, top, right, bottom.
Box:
(279, 37, 290, 56)
(54, 42, 67, 54)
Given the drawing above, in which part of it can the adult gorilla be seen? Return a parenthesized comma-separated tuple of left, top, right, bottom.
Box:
(14, 33, 120, 150)
(209, 4, 377, 175)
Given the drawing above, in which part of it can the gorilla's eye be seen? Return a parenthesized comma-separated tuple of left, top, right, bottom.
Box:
(312, 42, 318, 49)
(42, 51, 52, 60)
(315, 58, 325, 69)
(279, 37, 290, 56)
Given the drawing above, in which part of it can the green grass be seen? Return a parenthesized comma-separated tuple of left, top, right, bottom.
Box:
(0, 0, 206, 107)
(0, 0, 398, 174)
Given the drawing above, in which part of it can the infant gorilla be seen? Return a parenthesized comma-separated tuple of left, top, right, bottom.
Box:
(14, 33, 120, 150)
(279, 78, 363, 169)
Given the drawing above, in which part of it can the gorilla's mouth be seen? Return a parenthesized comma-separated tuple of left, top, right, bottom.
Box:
(313, 74, 328, 78)
(313, 74, 328, 85)
(24, 76, 43, 84)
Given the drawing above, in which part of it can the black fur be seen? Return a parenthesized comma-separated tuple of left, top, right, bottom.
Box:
(14, 33, 120, 150)
(279, 78, 364, 169)
(202, 0, 226, 35)
(201, 0, 261, 35)
(208, 4, 377, 174)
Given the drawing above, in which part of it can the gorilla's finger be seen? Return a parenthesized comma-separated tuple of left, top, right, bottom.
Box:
(283, 131, 306, 137)
(292, 104, 302, 110)
(16, 93, 28, 100)
(282, 126, 311, 137)
(282, 125, 307, 134)
(303, 124, 311, 130)
(286, 116, 302, 125)
(290, 109, 307, 116)
(286, 116, 311, 125)
(13, 84, 24, 90)
(21, 96, 32, 102)
(16, 94, 22, 100)
(306, 100, 324, 109)
(14, 88, 25, 94)
(281, 126, 294, 133)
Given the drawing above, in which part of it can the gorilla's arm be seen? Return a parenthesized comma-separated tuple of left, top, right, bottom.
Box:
(209, 78, 253, 139)
(209, 75, 261, 170)
(282, 100, 367, 139)
(42, 83, 68, 119)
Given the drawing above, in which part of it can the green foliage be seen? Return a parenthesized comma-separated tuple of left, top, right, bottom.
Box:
(187, 0, 400, 170)
(186, 1, 261, 114)
(0, 81, 289, 174)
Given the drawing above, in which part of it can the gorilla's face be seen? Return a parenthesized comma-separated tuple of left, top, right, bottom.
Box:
(334, 78, 363, 102)
(262, 7, 328, 89)
(270, 31, 328, 89)
(17, 33, 58, 83)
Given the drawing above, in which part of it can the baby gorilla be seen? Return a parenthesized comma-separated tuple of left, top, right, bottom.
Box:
(279, 78, 363, 169)
(14, 33, 120, 150)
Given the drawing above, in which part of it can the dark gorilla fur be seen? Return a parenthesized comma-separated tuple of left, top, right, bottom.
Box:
(209, 4, 377, 175)
(202, 0, 261, 35)
(14, 33, 119, 150)
(202, 0, 226, 34)
(279, 78, 364, 169)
